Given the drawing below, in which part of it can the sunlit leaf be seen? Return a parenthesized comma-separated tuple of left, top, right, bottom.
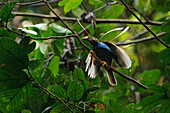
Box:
(48, 56, 60, 78)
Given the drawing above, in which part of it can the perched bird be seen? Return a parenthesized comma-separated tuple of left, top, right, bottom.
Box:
(82, 36, 132, 86)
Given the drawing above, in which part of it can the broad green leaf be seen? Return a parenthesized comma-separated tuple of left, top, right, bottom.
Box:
(21, 109, 31, 113)
(50, 104, 70, 113)
(0, 83, 32, 111)
(0, 28, 17, 40)
(0, 38, 29, 69)
(161, 19, 170, 33)
(68, 81, 84, 101)
(73, 68, 85, 80)
(48, 56, 60, 78)
(159, 100, 170, 113)
(137, 69, 161, 86)
(27, 41, 36, 54)
(6, 83, 32, 110)
(151, 0, 169, 12)
(19, 37, 30, 52)
(109, 99, 124, 113)
(0, 65, 29, 92)
(0, 2, 16, 22)
(27, 93, 48, 113)
(52, 43, 61, 58)
(47, 85, 67, 99)
(58, 0, 83, 14)
(159, 48, 170, 65)
(20, 37, 36, 54)
(100, 5, 125, 19)
(134, 95, 163, 113)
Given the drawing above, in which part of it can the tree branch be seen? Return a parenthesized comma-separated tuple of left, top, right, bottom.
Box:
(116, 32, 166, 46)
(13, 12, 162, 26)
(26, 68, 74, 113)
(120, 0, 169, 48)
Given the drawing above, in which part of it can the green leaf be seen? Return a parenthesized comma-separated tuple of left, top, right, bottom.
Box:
(135, 95, 163, 112)
(50, 23, 71, 34)
(0, 28, 17, 40)
(162, 19, 170, 33)
(159, 100, 170, 113)
(0, 38, 29, 69)
(100, 5, 125, 19)
(0, 65, 29, 92)
(47, 85, 67, 99)
(27, 41, 36, 54)
(0, 2, 17, 22)
(109, 99, 124, 113)
(48, 56, 60, 78)
(50, 104, 70, 113)
(73, 68, 85, 81)
(0, 83, 32, 111)
(137, 69, 161, 86)
(58, 0, 83, 14)
(68, 81, 84, 101)
(159, 48, 170, 65)
(40, 44, 48, 54)
(19, 37, 36, 54)
(151, 0, 169, 12)
(52, 43, 61, 58)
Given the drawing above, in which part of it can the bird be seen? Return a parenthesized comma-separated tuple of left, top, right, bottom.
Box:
(82, 36, 132, 86)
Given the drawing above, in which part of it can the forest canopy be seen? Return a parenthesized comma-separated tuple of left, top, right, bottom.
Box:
(0, 0, 170, 112)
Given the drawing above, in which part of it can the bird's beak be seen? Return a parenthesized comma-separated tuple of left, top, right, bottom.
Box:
(82, 36, 89, 40)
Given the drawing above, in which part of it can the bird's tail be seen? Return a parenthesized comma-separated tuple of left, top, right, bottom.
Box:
(106, 70, 117, 86)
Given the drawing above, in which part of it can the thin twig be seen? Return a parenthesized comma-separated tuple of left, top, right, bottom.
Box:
(85, 99, 93, 112)
(13, 12, 162, 26)
(120, 0, 169, 48)
(118, 30, 148, 43)
(26, 68, 74, 113)
(116, 32, 166, 46)
(30, 35, 77, 40)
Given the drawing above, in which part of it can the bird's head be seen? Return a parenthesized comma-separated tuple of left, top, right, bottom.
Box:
(82, 36, 99, 45)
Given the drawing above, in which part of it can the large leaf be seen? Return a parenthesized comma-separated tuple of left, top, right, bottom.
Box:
(109, 99, 125, 113)
(68, 81, 84, 101)
(0, 83, 32, 111)
(0, 2, 17, 22)
(73, 68, 85, 81)
(0, 38, 29, 69)
(48, 56, 60, 78)
(159, 100, 170, 113)
(50, 104, 70, 113)
(47, 85, 67, 99)
(19, 37, 36, 54)
(159, 48, 170, 65)
(58, 0, 83, 14)
(134, 95, 164, 112)
(0, 28, 17, 40)
(137, 69, 161, 86)
(0, 65, 29, 92)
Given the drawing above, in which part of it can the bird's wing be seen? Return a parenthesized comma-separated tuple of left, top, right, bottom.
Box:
(103, 41, 132, 68)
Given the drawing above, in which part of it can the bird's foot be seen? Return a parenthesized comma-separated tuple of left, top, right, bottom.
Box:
(101, 61, 107, 67)
(90, 50, 95, 54)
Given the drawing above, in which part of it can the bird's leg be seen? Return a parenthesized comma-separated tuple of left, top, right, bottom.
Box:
(90, 50, 95, 54)
(101, 61, 107, 68)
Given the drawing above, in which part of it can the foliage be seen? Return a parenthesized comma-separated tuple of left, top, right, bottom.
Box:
(0, 0, 169, 113)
